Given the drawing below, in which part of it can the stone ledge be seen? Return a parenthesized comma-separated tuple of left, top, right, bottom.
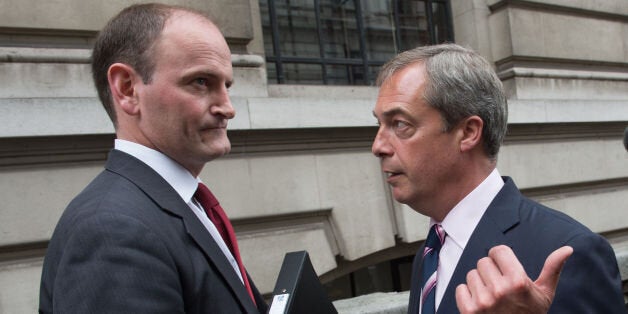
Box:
(498, 67, 628, 81)
(612, 239, 628, 282)
(1, 97, 627, 138)
(0, 47, 263, 67)
(333, 292, 409, 314)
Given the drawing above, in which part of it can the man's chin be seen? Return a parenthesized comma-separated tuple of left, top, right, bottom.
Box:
(205, 144, 231, 160)
(391, 190, 409, 205)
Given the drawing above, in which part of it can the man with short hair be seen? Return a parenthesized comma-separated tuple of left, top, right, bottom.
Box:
(372, 43, 624, 313)
(39, 3, 268, 313)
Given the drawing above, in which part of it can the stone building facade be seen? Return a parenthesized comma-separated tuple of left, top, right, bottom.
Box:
(1, 0, 627, 312)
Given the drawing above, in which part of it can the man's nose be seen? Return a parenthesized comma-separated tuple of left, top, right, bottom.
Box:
(372, 127, 391, 157)
(211, 87, 235, 119)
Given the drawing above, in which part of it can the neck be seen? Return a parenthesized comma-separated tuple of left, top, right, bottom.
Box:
(425, 159, 496, 222)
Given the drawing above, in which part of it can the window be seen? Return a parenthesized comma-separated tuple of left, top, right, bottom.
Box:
(260, 0, 454, 85)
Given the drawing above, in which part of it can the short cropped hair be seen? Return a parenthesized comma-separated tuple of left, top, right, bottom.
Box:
(91, 3, 211, 126)
(376, 43, 508, 159)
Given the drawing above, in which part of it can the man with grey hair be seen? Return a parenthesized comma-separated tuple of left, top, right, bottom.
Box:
(372, 43, 624, 313)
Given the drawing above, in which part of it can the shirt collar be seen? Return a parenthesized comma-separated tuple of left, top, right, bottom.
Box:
(114, 139, 199, 203)
(431, 168, 504, 250)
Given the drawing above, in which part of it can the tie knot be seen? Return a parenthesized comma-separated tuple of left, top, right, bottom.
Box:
(194, 183, 219, 208)
(425, 224, 446, 252)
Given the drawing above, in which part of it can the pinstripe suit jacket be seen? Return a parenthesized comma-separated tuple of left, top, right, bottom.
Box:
(40, 149, 268, 313)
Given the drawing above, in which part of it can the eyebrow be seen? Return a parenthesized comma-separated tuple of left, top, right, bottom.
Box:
(185, 70, 234, 87)
(373, 107, 411, 119)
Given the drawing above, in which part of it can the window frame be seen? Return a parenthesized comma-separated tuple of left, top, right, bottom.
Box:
(262, 0, 454, 85)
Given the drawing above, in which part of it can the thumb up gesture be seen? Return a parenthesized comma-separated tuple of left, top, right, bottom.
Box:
(455, 245, 573, 314)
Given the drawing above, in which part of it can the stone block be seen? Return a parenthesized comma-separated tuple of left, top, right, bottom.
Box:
(0, 98, 112, 137)
(508, 8, 544, 57)
(535, 187, 628, 234)
(487, 8, 513, 62)
(196, 0, 254, 44)
(197, 146, 398, 262)
(611, 239, 628, 281)
(200, 154, 322, 219)
(267, 85, 377, 100)
(625, 23, 628, 62)
(0, 163, 103, 246)
(469, 6, 494, 62)
(450, 0, 474, 17)
(247, 97, 375, 129)
(393, 203, 430, 244)
(0, 0, 115, 30)
(535, 12, 624, 62)
(0, 258, 42, 314)
(522, 0, 628, 16)
(499, 138, 628, 189)
(0, 0, 254, 44)
(229, 97, 252, 129)
(238, 227, 337, 294)
(509, 77, 628, 100)
(315, 151, 395, 261)
(0, 62, 95, 98)
(496, 7, 626, 63)
(508, 99, 628, 123)
(231, 64, 268, 98)
(502, 72, 628, 101)
(333, 291, 409, 314)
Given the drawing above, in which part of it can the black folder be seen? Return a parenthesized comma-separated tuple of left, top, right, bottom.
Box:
(269, 251, 337, 314)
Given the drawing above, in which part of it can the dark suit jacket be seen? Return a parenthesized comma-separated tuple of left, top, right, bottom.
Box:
(408, 177, 625, 314)
(40, 150, 268, 314)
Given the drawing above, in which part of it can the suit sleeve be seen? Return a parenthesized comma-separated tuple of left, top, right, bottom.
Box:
(50, 212, 185, 314)
(549, 232, 625, 313)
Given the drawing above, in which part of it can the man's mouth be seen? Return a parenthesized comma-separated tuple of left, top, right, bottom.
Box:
(385, 171, 402, 178)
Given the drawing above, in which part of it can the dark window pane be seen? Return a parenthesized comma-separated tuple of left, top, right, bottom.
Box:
(266, 62, 278, 83)
(276, 0, 319, 58)
(361, 0, 396, 62)
(283, 63, 324, 84)
(326, 63, 370, 85)
(260, 0, 453, 85)
(319, 0, 359, 60)
(367, 65, 381, 85)
(397, 0, 430, 51)
(432, 2, 452, 43)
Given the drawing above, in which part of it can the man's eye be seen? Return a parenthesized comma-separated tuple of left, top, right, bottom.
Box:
(192, 77, 209, 87)
(393, 120, 408, 129)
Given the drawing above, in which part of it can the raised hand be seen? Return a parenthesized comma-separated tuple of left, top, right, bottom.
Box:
(455, 245, 573, 314)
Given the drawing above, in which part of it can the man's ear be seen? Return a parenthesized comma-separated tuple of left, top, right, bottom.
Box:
(108, 63, 141, 116)
(459, 115, 483, 153)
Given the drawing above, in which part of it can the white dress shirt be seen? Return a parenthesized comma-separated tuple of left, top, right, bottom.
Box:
(432, 168, 504, 310)
(114, 139, 244, 283)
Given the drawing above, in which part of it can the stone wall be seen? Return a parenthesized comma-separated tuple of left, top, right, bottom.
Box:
(1, 0, 627, 312)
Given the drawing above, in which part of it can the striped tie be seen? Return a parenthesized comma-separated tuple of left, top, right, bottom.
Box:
(420, 224, 446, 314)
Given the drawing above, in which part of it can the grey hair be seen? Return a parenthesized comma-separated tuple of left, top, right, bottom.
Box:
(376, 43, 508, 159)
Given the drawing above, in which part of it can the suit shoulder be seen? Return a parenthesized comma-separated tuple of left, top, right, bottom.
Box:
(517, 195, 593, 236)
(66, 169, 153, 214)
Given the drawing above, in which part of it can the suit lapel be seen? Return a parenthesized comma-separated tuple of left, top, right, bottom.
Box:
(105, 150, 259, 313)
(437, 177, 522, 314)
(179, 212, 259, 313)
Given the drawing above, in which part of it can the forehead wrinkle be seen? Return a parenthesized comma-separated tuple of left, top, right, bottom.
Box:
(382, 107, 413, 120)
(155, 20, 232, 82)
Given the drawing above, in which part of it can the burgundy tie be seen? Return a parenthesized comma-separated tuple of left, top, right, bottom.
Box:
(194, 183, 256, 305)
